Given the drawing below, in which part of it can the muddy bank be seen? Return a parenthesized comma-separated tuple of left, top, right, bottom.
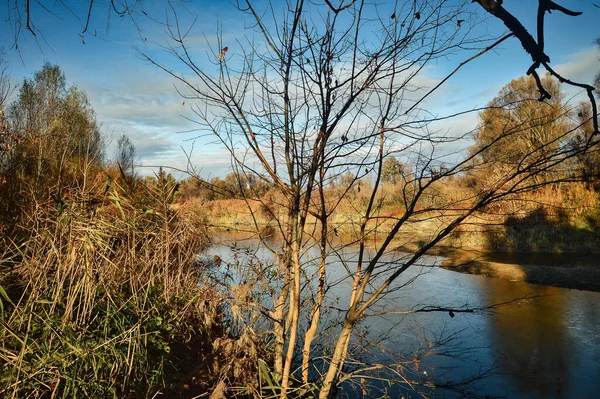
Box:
(440, 252, 600, 292)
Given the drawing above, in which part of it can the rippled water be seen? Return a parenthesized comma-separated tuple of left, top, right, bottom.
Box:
(209, 238, 600, 398)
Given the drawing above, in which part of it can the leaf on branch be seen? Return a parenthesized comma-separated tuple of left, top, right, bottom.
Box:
(475, 0, 498, 12)
(218, 46, 228, 60)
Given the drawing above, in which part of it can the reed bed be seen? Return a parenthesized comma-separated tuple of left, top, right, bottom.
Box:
(0, 182, 220, 398)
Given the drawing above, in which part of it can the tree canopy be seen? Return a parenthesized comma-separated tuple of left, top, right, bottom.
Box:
(472, 74, 571, 179)
(1, 63, 104, 225)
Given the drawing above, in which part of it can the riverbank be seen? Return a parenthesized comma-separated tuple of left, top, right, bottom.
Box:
(439, 249, 600, 292)
(207, 220, 600, 293)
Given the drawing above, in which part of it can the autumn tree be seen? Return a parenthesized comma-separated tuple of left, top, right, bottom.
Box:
(4, 63, 103, 220)
(178, 176, 216, 202)
(3, 1, 597, 397)
(9, 63, 103, 181)
(146, 1, 598, 398)
(471, 74, 572, 185)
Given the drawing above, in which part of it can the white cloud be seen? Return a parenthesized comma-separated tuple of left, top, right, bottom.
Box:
(79, 64, 230, 177)
(554, 46, 598, 85)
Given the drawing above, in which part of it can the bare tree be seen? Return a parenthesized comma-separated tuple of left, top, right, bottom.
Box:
(0, 51, 12, 110)
(5, 0, 190, 50)
(144, 1, 598, 398)
(116, 133, 136, 179)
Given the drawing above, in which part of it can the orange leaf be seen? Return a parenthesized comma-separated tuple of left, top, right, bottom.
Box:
(218, 47, 229, 60)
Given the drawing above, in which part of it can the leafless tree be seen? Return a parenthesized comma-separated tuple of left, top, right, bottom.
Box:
(143, 1, 598, 398)
(0, 52, 12, 110)
(5, 0, 169, 47)
(116, 133, 136, 180)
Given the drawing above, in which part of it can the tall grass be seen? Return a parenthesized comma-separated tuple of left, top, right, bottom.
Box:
(0, 180, 221, 398)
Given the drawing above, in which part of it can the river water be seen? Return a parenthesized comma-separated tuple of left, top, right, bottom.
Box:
(208, 238, 600, 398)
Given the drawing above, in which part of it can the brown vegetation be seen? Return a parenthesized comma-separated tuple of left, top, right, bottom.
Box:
(144, 1, 599, 397)
(1, 64, 242, 398)
(1, 2, 599, 399)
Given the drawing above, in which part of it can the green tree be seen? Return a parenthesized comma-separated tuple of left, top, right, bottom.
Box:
(381, 157, 407, 185)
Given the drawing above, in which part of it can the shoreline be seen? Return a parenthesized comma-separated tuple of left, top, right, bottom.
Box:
(439, 251, 600, 292)
(209, 228, 600, 292)
(382, 241, 600, 293)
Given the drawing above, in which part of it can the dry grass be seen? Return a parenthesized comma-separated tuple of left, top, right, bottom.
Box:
(0, 182, 222, 398)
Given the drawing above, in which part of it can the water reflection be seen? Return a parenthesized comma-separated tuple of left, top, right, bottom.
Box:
(482, 282, 569, 397)
(208, 239, 600, 398)
(480, 279, 600, 398)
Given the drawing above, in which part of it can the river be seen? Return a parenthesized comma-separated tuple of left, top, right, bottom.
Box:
(208, 237, 600, 398)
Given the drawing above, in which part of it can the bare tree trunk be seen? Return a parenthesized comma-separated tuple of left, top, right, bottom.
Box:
(301, 147, 329, 385)
(271, 287, 288, 380)
(280, 220, 302, 396)
(318, 318, 356, 399)
(301, 236, 326, 384)
(271, 249, 291, 380)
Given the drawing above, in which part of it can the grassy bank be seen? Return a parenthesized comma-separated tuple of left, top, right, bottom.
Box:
(0, 182, 224, 398)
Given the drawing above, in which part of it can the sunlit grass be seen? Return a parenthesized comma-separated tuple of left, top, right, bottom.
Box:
(0, 181, 220, 398)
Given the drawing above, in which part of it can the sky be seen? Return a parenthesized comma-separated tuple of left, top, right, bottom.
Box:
(0, 0, 598, 178)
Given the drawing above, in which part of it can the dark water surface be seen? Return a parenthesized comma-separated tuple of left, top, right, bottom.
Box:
(480, 251, 600, 269)
(209, 238, 600, 398)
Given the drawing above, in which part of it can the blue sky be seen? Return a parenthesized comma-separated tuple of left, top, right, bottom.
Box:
(1, 0, 598, 178)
